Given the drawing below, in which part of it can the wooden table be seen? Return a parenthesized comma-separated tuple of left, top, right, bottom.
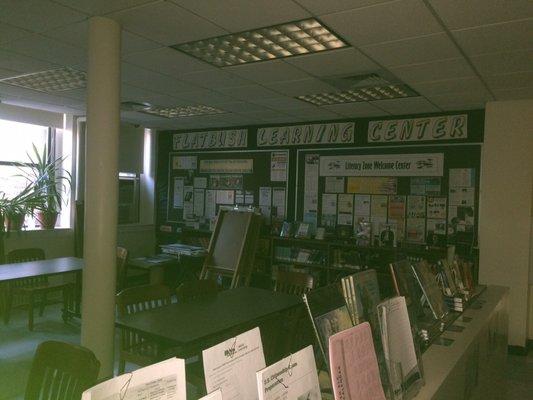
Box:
(115, 286, 303, 359)
(0, 257, 83, 318)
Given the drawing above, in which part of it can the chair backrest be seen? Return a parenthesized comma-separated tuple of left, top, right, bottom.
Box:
(116, 247, 128, 291)
(7, 248, 45, 263)
(116, 284, 172, 317)
(24, 340, 100, 400)
(175, 279, 218, 302)
(275, 270, 314, 296)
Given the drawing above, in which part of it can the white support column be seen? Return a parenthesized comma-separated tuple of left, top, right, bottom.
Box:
(81, 16, 121, 378)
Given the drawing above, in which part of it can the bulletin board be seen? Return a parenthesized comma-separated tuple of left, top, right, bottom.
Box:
(295, 145, 481, 246)
(166, 150, 290, 229)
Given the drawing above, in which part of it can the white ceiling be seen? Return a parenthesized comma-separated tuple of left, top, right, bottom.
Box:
(0, 0, 531, 129)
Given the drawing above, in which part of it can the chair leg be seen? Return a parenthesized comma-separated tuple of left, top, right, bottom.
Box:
(39, 292, 47, 316)
(28, 292, 34, 331)
(3, 289, 13, 325)
(119, 358, 126, 374)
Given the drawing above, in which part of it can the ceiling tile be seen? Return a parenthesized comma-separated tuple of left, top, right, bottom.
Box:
(0, 0, 87, 33)
(214, 101, 268, 113)
(426, 90, 493, 109)
(0, 67, 20, 79)
(121, 84, 190, 107)
(108, 1, 227, 45)
(179, 69, 251, 89)
(121, 63, 199, 94)
(218, 84, 284, 101)
(0, 49, 56, 73)
(322, 101, 389, 117)
(411, 77, 487, 96)
(236, 109, 290, 121)
(362, 33, 461, 67)
(173, 89, 237, 105)
(172, 0, 310, 32)
(484, 71, 533, 91)
(427, 0, 533, 30)
(294, 0, 394, 15)
(53, 0, 158, 15)
(0, 22, 33, 45)
(390, 58, 475, 84)
(225, 60, 311, 84)
(123, 47, 213, 76)
(492, 86, 533, 101)
(284, 47, 378, 77)
(370, 96, 441, 115)
(41, 20, 162, 55)
(266, 78, 337, 96)
(452, 19, 533, 56)
(284, 107, 342, 120)
(438, 102, 486, 112)
(471, 49, 533, 76)
(320, 0, 442, 46)
(2, 34, 86, 67)
(250, 96, 315, 110)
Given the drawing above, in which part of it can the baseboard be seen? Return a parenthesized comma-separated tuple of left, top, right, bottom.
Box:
(507, 345, 528, 356)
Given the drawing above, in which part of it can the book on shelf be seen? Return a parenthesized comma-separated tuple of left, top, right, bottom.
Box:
(411, 260, 449, 320)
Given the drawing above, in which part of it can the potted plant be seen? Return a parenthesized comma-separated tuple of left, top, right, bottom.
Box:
(19, 144, 72, 230)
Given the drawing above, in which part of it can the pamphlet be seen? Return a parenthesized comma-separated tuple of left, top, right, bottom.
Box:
(329, 322, 386, 400)
(203, 327, 266, 400)
(200, 390, 223, 400)
(82, 358, 186, 400)
(256, 345, 321, 400)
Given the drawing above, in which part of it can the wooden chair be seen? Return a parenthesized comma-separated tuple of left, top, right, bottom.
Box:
(4, 248, 73, 331)
(116, 247, 150, 292)
(175, 278, 218, 302)
(116, 284, 172, 374)
(24, 340, 100, 400)
(274, 270, 314, 296)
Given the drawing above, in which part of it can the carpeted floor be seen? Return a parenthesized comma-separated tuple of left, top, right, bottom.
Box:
(0, 304, 531, 399)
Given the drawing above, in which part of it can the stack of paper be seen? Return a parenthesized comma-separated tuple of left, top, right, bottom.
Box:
(82, 358, 186, 399)
(160, 243, 207, 256)
(329, 322, 386, 400)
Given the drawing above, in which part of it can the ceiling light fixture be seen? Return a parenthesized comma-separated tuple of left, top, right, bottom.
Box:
(0, 67, 86, 92)
(139, 104, 227, 118)
(296, 84, 419, 106)
(172, 18, 348, 67)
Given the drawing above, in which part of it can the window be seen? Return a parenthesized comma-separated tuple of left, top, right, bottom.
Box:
(118, 172, 140, 224)
(0, 118, 72, 229)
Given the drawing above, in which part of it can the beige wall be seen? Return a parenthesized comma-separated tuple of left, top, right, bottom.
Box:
(479, 100, 533, 347)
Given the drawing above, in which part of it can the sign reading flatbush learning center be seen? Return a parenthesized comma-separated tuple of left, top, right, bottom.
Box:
(368, 114, 467, 143)
(173, 129, 247, 150)
(257, 122, 354, 147)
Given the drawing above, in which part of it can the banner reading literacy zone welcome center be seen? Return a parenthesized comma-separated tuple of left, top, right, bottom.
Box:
(319, 153, 444, 177)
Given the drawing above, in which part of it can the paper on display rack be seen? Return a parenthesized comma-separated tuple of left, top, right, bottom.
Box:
(270, 151, 288, 182)
(337, 194, 354, 226)
(203, 327, 266, 400)
(354, 194, 371, 216)
(194, 176, 208, 188)
(200, 390, 223, 400)
(329, 322, 386, 400)
(257, 345, 321, 400)
(205, 190, 217, 219)
(81, 358, 186, 400)
(194, 189, 205, 217)
(388, 195, 406, 220)
(259, 187, 272, 206)
(370, 195, 388, 218)
(173, 177, 184, 209)
(272, 187, 286, 218)
(449, 168, 475, 187)
(406, 195, 426, 218)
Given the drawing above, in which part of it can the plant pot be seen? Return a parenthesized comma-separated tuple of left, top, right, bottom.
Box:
(36, 211, 59, 229)
(4, 213, 25, 231)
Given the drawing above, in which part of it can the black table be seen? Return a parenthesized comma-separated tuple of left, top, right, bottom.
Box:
(0, 257, 83, 282)
(115, 286, 303, 359)
(0, 257, 84, 318)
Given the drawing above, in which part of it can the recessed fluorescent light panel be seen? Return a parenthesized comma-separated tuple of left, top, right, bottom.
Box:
(140, 104, 226, 118)
(172, 18, 348, 67)
(296, 84, 419, 106)
(0, 67, 86, 92)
